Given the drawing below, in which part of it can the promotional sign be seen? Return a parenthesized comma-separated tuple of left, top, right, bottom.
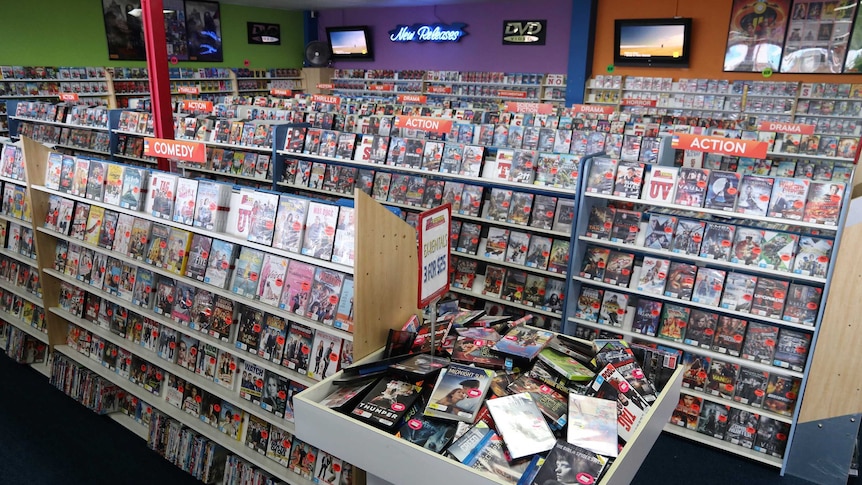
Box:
(418, 204, 451, 307)
(545, 74, 565, 86)
(672, 133, 769, 159)
(312, 94, 341, 105)
(427, 86, 452, 94)
(270, 89, 293, 97)
(570, 104, 615, 115)
(58, 93, 79, 102)
(389, 23, 468, 43)
(143, 138, 206, 164)
(181, 100, 213, 113)
(620, 98, 658, 107)
(176, 86, 200, 95)
(394, 116, 453, 135)
(505, 102, 555, 114)
(247, 22, 281, 45)
(398, 94, 427, 104)
(757, 121, 816, 135)
(498, 89, 528, 99)
(369, 84, 394, 91)
(502, 20, 547, 45)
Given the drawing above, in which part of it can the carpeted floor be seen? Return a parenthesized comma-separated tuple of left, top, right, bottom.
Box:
(0, 353, 856, 485)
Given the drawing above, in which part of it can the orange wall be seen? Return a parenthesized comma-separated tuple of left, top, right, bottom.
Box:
(593, 0, 862, 83)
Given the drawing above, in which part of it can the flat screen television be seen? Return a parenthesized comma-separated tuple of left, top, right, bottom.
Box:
(326, 26, 374, 60)
(614, 18, 692, 67)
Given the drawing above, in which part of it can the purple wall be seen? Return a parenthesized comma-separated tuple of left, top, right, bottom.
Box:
(317, 0, 572, 73)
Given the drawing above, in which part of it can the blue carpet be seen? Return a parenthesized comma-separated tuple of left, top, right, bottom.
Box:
(0, 352, 856, 485)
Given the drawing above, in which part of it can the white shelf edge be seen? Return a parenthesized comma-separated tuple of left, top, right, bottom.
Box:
(663, 424, 784, 468)
(10, 116, 109, 132)
(681, 387, 793, 424)
(447, 286, 562, 319)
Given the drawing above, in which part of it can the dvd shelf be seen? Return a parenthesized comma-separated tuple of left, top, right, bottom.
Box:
(21, 133, 418, 484)
(565, 156, 852, 469)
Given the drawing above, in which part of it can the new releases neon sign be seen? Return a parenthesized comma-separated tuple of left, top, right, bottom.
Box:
(389, 23, 468, 43)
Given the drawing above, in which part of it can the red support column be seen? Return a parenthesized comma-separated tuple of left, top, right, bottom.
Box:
(142, 0, 175, 172)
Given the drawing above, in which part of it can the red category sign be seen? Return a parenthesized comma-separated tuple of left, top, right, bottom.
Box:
(176, 86, 200, 95)
(498, 89, 528, 98)
(58, 93, 79, 102)
(181, 100, 213, 113)
(621, 98, 658, 107)
(398, 94, 427, 104)
(395, 116, 453, 135)
(369, 84, 394, 91)
(316, 83, 334, 89)
(505, 102, 555, 114)
(312, 94, 341, 105)
(570, 104, 615, 115)
(758, 121, 816, 135)
(427, 85, 452, 94)
(672, 133, 769, 159)
(270, 88, 293, 97)
(143, 137, 206, 163)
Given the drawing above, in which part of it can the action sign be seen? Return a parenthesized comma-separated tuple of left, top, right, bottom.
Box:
(671, 133, 769, 159)
(143, 138, 206, 164)
(394, 116, 453, 135)
(58, 93, 79, 102)
(181, 100, 213, 113)
(418, 204, 451, 308)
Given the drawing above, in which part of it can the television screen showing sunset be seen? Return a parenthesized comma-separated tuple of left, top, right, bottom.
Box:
(619, 24, 686, 58)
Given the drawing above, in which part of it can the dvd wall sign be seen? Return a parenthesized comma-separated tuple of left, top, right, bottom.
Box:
(502, 20, 547, 45)
(389, 23, 468, 43)
(247, 22, 280, 45)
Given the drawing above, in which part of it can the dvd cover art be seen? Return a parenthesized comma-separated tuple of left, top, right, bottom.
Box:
(665, 262, 697, 300)
(782, 283, 822, 325)
(697, 401, 730, 440)
(700, 222, 735, 261)
(610, 209, 640, 245)
(301, 202, 339, 261)
(712, 316, 748, 356)
(704, 170, 741, 212)
(720, 272, 758, 312)
(705, 359, 740, 400)
(671, 393, 702, 430)
(731, 227, 764, 265)
(734, 367, 769, 407)
(643, 214, 677, 250)
(691, 268, 726, 307)
(773, 328, 811, 372)
(585, 158, 617, 195)
(767, 177, 810, 220)
(525, 236, 552, 270)
(247, 191, 279, 246)
(751, 277, 789, 319)
(658, 303, 690, 342)
(803, 181, 844, 225)
(762, 375, 801, 418)
(575, 286, 603, 322)
(482, 265, 505, 298)
(613, 162, 644, 199)
(632, 299, 662, 336)
(670, 219, 705, 256)
(598, 291, 628, 328)
(580, 246, 610, 281)
(685, 309, 718, 349)
(585, 206, 615, 240)
(793, 237, 832, 278)
(736, 175, 774, 216)
(674, 167, 709, 207)
(547, 239, 569, 275)
(725, 408, 759, 449)
(741, 322, 780, 364)
(603, 250, 634, 287)
(637, 257, 670, 296)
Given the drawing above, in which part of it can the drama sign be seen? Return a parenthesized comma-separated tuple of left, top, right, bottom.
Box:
(389, 23, 468, 43)
(502, 20, 546, 45)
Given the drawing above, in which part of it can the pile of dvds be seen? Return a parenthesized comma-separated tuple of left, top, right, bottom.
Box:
(316, 310, 677, 484)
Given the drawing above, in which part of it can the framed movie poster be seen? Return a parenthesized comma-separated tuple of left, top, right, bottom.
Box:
(164, 0, 189, 61)
(103, 0, 146, 60)
(724, 0, 792, 72)
(185, 0, 223, 62)
(782, 0, 857, 73)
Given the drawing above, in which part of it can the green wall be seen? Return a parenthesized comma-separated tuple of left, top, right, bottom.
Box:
(0, 1, 305, 69)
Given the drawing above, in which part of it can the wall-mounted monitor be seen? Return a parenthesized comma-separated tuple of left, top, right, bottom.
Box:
(614, 18, 692, 67)
(326, 26, 374, 60)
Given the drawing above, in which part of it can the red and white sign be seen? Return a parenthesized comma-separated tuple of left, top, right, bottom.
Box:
(398, 94, 427, 104)
(176, 86, 200, 95)
(312, 94, 341, 105)
(621, 98, 658, 107)
(757, 121, 816, 135)
(546, 74, 565, 86)
(316, 83, 334, 90)
(369, 84, 394, 91)
(418, 204, 451, 307)
(505, 102, 555, 114)
(58, 93, 79, 102)
(394, 116, 453, 135)
(427, 85, 452, 94)
(498, 89, 528, 99)
(672, 133, 768, 159)
(270, 88, 293, 97)
(181, 100, 213, 113)
(570, 104, 615, 115)
(143, 137, 206, 164)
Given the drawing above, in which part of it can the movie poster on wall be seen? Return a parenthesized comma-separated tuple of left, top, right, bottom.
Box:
(724, 0, 792, 72)
(185, 0, 223, 62)
(781, 0, 857, 73)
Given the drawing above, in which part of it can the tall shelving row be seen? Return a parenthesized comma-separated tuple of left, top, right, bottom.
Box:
(17, 131, 419, 484)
